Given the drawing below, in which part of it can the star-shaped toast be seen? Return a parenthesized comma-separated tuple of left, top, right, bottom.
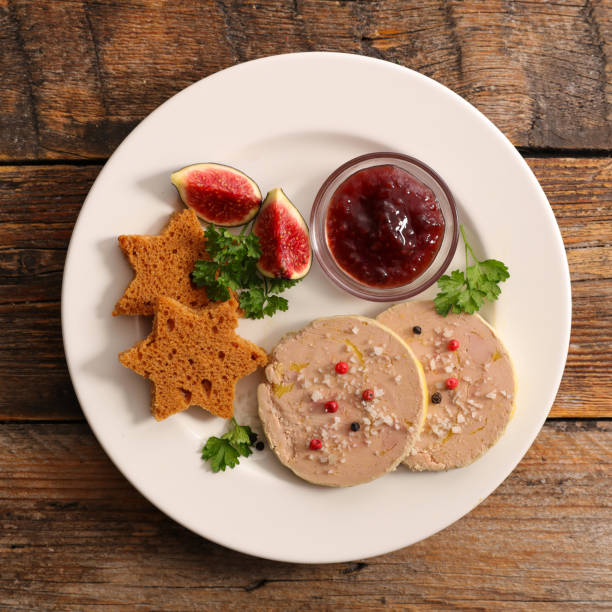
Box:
(113, 209, 209, 316)
(119, 296, 268, 420)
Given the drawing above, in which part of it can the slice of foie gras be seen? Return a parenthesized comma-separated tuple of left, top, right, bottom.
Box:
(377, 300, 517, 471)
(257, 315, 427, 487)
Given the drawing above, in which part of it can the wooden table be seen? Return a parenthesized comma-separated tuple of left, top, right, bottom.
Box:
(1, 1, 611, 609)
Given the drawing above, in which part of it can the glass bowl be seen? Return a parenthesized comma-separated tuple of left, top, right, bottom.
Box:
(310, 152, 459, 302)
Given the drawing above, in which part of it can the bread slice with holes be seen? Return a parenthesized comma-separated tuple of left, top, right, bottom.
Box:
(113, 209, 209, 316)
(119, 296, 268, 420)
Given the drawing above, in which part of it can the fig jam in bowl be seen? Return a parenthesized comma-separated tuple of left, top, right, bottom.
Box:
(310, 152, 459, 302)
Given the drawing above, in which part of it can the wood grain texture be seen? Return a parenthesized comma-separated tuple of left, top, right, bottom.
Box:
(526, 157, 612, 417)
(1, 0, 610, 160)
(0, 420, 610, 610)
(0, 159, 610, 420)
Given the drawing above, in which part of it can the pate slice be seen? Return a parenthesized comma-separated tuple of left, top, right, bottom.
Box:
(377, 300, 517, 471)
(257, 315, 427, 487)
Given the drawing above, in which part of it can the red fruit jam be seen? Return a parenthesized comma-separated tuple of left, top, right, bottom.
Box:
(326, 165, 445, 288)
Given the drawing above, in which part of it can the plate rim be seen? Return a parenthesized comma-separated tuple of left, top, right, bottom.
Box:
(61, 51, 572, 563)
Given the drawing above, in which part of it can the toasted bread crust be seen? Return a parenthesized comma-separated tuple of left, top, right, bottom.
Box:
(119, 297, 268, 420)
(113, 209, 209, 316)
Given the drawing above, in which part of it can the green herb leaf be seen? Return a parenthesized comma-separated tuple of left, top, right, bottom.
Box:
(238, 287, 267, 319)
(434, 226, 509, 316)
(222, 418, 255, 458)
(267, 277, 303, 293)
(201, 418, 256, 472)
(192, 224, 301, 319)
(201, 436, 240, 472)
(263, 294, 289, 317)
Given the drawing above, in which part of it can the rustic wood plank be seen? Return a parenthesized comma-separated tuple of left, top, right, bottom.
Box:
(0, 159, 610, 420)
(0, 420, 609, 609)
(0, 0, 610, 160)
(526, 157, 612, 418)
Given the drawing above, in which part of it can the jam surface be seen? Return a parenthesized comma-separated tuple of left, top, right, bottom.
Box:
(326, 164, 445, 288)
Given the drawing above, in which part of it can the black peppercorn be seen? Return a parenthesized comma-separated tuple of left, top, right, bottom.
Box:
(431, 392, 442, 404)
(413, 325, 422, 334)
(255, 441, 265, 451)
(350, 421, 361, 432)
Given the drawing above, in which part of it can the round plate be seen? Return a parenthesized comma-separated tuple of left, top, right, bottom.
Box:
(62, 52, 571, 564)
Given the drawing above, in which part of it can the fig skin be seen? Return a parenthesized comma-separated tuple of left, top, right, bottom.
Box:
(171, 162, 262, 227)
(253, 188, 312, 280)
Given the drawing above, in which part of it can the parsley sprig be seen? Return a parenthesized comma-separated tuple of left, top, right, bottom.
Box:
(201, 418, 256, 472)
(434, 225, 509, 316)
(192, 224, 301, 319)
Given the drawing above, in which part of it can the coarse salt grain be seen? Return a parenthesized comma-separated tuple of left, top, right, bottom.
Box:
(485, 391, 497, 399)
(311, 390, 323, 402)
(372, 346, 383, 356)
(374, 388, 384, 398)
(457, 413, 465, 423)
(352, 326, 359, 334)
(394, 375, 402, 383)
(451, 425, 462, 433)
(444, 365, 454, 373)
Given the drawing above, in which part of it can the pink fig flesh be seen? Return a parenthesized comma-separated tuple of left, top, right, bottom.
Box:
(171, 163, 261, 227)
(253, 188, 312, 280)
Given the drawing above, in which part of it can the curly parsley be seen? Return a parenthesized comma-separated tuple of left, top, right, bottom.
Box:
(192, 224, 301, 319)
(434, 225, 509, 316)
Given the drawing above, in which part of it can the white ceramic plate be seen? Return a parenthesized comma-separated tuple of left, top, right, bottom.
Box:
(62, 52, 571, 563)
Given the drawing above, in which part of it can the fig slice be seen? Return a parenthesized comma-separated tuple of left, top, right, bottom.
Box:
(252, 188, 312, 280)
(171, 163, 262, 227)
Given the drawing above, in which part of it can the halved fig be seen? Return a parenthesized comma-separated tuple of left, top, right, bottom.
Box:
(253, 188, 312, 280)
(171, 163, 262, 227)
